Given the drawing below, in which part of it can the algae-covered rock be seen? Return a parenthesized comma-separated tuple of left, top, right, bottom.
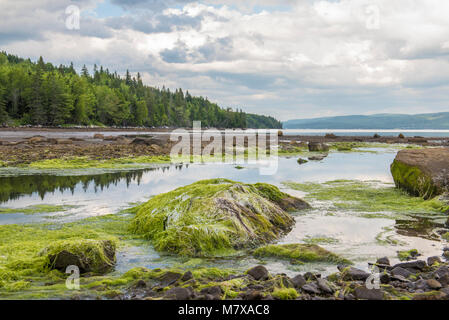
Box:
(253, 243, 351, 264)
(42, 239, 116, 274)
(391, 148, 449, 199)
(130, 179, 309, 256)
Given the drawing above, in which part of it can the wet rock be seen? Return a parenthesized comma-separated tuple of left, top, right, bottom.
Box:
(159, 271, 183, 287)
(243, 290, 264, 300)
(181, 271, 193, 282)
(393, 260, 426, 272)
(427, 256, 442, 266)
(340, 267, 370, 281)
(43, 239, 116, 274)
(308, 155, 327, 161)
(434, 266, 449, 278)
(376, 257, 390, 266)
(291, 274, 306, 288)
(297, 158, 308, 165)
(301, 282, 320, 295)
(317, 278, 333, 294)
(200, 286, 223, 300)
(164, 287, 193, 300)
(426, 279, 442, 290)
(391, 267, 413, 278)
(414, 279, 430, 290)
(308, 142, 329, 152)
(437, 274, 449, 286)
(28, 136, 46, 144)
(391, 148, 449, 198)
(247, 266, 269, 281)
(354, 286, 384, 300)
(93, 133, 104, 139)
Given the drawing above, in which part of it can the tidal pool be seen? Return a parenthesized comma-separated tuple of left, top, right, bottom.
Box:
(0, 149, 447, 279)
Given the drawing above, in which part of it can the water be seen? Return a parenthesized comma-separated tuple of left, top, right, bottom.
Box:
(0, 149, 447, 276)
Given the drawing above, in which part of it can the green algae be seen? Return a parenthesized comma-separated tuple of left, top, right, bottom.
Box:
(397, 249, 419, 261)
(302, 236, 339, 245)
(129, 179, 298, 257)
(253, 243, 351, 264)
(443, 232, 449, 241)
(25, 156, 171, 170)
(0, 204, 76, 215)
(271, 287, 298, 300)
(284, 180, 449, 213)
(390, 160, 439, 199)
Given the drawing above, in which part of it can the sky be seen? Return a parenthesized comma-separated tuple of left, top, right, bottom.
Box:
(1, 0, 449, 121)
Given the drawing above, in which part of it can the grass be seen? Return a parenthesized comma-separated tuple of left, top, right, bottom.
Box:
(283, 180, 449, 213)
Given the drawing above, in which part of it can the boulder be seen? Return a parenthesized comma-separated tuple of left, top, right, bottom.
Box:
(42, 239, 116, 274)
(393, 260, 427, 272)
(291, 274, 306, 288)
(391, 148, 449, 198)
(339, 266, 370, 281)
(93, 133, 104, 139)
(308, 142, 329, 152)
(130, 179, 307, 256)
(247, 265, 269, 281)
(354, 286, 384, 300)
(28, 136, 46, 144)
(164, 287, 193, 300)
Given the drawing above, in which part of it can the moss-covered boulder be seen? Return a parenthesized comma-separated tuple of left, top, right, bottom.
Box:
(253, 243, 351, 264)
(130, 179, 309, 256)
(42, 239, 116, 274)
(391, 148, 449, 199)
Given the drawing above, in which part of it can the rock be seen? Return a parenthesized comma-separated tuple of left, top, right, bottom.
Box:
(438, 274, 449, 286)
(304, 272, 319, 281)
(164, 287, 193, 300)
(103, 136, 117, 141)
(297, 158, 308, 165)
(376, 257, 390, 266)
(247, 266, 269, 281)
(426, 279, 442, 290)
(354, 286, 384, 300)
(308, 155, 327, 161)
(200, 286, 223, 299)
(159, 271, 182, 287)
(28, 136, 46, 144)
(181, 271, 193, 282)
(391, 267, 413, 278)
(301, 283, 320, 294)
(391, 148, 449, 198)
(253, 244, 350, 264)
(93, 133, 104, 139)
(393, 260, 427, 272)
(252, 183, 311, 211)
(291, 274, 306, 288)
(42, 239, 116, 274)
(341, 267, 371, 281)
(55, 139, 73, 145)
(115, 136, 131, 144)
(243, 290, 264, 300)
(435, 266, 449, 278)
(428, 256, 442, 266)
(278, 130, 283, 137)
(317, 278, 333, 294)
(130, 179, 306, 255)
(308, 142, 329, 152)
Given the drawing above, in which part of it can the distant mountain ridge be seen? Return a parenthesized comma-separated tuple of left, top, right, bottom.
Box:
(283, 112, 449, 129)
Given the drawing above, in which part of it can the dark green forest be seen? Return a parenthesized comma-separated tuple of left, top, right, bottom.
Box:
(0, 52, 281, 129)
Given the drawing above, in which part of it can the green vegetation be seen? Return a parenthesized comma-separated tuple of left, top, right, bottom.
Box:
(284, 180, 449, 213)
(0, 52, 281, 128)
(397, 249, 419, 261)
(442, 232, 449, 241)
(253, 243, 351, 264)
(302, 236, 339, 245)
(130, 179, 298, 256)
(27, 156, 171, 169)
(391, 160, 438, 199)
(0, 204, 75, 215)
(271, 287, 299, 300)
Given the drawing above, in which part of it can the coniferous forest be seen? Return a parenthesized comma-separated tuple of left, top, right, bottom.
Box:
(0, 52, 281, 129)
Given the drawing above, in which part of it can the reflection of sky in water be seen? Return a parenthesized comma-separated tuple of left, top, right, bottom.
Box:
(0, 150, 446, 275)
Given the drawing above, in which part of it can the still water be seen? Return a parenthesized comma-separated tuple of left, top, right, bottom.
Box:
(0, 149, 447, 275)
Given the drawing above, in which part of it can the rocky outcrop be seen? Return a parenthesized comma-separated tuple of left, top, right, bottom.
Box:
(391, 148, 449, 198)
(42, 239, 116, 274)
(308, 142, 329, 152)
(130, 179, 310, 256)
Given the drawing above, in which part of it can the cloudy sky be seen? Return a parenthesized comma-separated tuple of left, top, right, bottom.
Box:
(1, 0, 449, 120)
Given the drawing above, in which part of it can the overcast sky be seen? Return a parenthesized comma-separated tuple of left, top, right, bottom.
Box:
(1, 0, 449, 120)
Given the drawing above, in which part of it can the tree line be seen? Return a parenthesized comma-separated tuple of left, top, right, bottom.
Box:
(0, 52, 281, 129)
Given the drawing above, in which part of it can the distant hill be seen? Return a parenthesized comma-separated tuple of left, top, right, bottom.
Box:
(283, 112, 449, 129)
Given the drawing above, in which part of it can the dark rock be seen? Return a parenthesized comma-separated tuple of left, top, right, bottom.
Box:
(317, 278, 333, 294)
(159, 271, 182, 287)
(308, 155, 327, 161)
(243, 290, 264, 300)
(393, 260, 426, 272)
(414, 279, 430, 290)
(135, 280, 146, 288)
(301, 282, 320, 295)
(434, 266, 449, 278)
(354, 286, 384, 300)
(437, 274, 449, 286)
(304, 272, 320, 281)
(291, 274, 306, 288)
(427, 256, 442, 266)
(164, 287, 193, 300)
(341, 267, 370, 281)
(376, 257, 390, 266)
(200, 286, 223, 299)
(181, 271, 193, 282)
(297, 158, 308, 165)
(93, 133, 104, 139)
(247, 266, 269, 281)
(391, 267, 413, 278)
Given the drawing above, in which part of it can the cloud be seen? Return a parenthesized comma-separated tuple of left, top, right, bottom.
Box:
(2, 0, 449, 120)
